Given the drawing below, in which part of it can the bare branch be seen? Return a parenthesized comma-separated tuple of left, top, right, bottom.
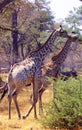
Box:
(0, 25, 12, 31)
(0, 0, 14, 11)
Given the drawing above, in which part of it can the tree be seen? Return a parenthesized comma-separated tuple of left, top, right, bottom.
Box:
(34, 0, 54, 31)
(0, 0, 36, 65)
(0, 0, 55, 67)
(65, 6, 82, 35)
(11, 3, 19, 64)
(0, 0, 14, 11)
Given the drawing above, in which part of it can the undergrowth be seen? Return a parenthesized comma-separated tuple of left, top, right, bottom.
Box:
(40, 76, 82, 129)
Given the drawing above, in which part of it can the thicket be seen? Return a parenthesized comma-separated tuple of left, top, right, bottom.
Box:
(40, 76, 82, 129)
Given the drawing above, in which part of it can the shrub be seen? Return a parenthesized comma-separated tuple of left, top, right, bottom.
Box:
(40, 76, 82, 129)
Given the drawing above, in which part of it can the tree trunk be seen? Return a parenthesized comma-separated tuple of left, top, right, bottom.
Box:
(20, 44, 24, 60)
(11, 7, 18, 65)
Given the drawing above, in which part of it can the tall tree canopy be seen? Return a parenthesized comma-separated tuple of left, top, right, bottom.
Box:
(65, 5, 82, 35)
(0, 0, 55, 65)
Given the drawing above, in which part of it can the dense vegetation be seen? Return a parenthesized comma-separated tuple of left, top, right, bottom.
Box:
(40, 76, 82, 129)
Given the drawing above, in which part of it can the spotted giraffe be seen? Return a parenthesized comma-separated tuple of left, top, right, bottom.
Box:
(0, 26, 69, 119)
(36, 33, 78, 113)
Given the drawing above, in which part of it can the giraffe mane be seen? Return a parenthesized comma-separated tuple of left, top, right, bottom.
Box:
(29, 29, 56, 56)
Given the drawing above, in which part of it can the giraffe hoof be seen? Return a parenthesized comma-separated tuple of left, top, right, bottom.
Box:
(34, 116, 37, 119)
(22, 115, 26, 119)
(18, 116, 21, 120)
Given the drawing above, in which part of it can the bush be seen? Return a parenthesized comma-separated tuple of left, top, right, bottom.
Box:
(40, 76, 82, 129)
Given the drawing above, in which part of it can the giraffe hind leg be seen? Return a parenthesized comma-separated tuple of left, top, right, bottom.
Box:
(12, 92, 21, 119)
(8, 94, 12, 119)
(22, 88, 38, 119)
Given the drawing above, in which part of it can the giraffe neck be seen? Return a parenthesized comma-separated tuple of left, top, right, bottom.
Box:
(44, 64, 61, 78)
(29, 29, 61, 63)
(52, 38, 72, 65)
(43, 38, 72, 78)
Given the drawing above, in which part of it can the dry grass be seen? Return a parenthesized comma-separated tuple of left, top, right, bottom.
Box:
(0, 74, 82, 130)
(0, 84, 52, 130)
(0, 73, 8, 82)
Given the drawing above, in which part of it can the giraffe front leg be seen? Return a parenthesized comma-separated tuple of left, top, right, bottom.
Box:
(22, 78, 39, 119)
(38, 91, 43, 115)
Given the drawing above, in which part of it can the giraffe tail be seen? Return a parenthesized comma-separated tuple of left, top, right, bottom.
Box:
(0, 82, 8, 102)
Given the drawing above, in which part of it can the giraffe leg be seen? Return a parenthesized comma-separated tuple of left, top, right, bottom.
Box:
(38, 85, 46, 114)
(12, 93, 21, 119)
(22, 78, 39, 119)
(39, 89, 43, 115)
(8, 94, 12, 119)
(27, 89, 43, 116)
(33, 81, 37, 118)
(38, 92, 43, 115)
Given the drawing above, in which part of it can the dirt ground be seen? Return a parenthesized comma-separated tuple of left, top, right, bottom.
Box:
(0, 74, 82, 130)
(0, 87, 53, 130)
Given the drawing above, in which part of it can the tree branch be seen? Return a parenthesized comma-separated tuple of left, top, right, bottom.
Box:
(0, 25, 13, 31)
(0, 0, 14, 11)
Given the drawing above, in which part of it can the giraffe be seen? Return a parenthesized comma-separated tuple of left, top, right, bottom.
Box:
(35, 33, 78, 113)
(0, 26, 69, 119)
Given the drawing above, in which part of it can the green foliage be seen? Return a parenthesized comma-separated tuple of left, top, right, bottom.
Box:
(40, 76, 82, 129)
(65, 5, 82, 37)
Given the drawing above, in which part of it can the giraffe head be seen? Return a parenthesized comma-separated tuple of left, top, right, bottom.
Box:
(56, 25, 69, 38)
(68, 32, 78, 42)
(57, 25, 79, 41)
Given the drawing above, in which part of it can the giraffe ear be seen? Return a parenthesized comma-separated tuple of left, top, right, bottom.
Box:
(72, 31, 76, 34)
(60, 25, 62, 29)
